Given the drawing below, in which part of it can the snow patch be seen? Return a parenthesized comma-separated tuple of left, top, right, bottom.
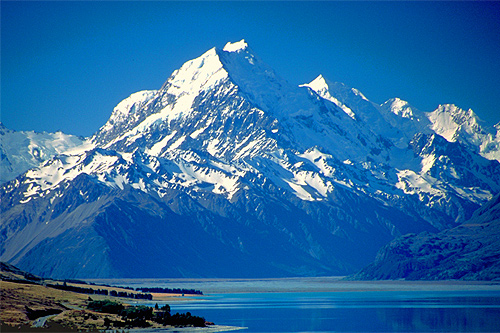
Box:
(223, 39, 249, 53)
(167, 135, 186, 151)
(146, 131, 177, 156)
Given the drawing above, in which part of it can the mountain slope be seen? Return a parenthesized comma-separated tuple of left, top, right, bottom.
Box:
(0, 123, 86, 184)
(351, 193, 500, 280)
(1, 40, 499, 279)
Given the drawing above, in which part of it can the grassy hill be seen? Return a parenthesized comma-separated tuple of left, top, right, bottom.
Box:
(0, 262, 210, 331)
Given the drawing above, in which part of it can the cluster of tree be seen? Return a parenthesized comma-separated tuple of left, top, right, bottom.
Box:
(88, 300, 151, 328)
(48, 282, 152, 300)
(87, 300, 206, 328)
(87, 300, 124, 314)
(48, 283, 107, 295)
(156, 311, 206, 327)
(109, 290, 153, 300)
(135, 287, 203, 295)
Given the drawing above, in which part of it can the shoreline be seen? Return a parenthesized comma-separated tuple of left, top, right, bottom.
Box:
(112, 325, 247, 332)
(85, 277, 500, 294)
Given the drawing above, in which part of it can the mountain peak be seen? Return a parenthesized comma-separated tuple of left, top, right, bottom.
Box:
(303, 75, 328, 93)
(426, 104, 481, 142)
(223, 39, 249, 53)
(383, 97, 419, 119)
(302, 75, 357, 120)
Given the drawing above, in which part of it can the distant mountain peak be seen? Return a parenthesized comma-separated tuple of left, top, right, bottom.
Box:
(427, 104, 485, 142)
(303, 75, 328, 93)
(0, 124, 85, 183)
(383, 97, 420, 120)
(302, 75, 357, 120)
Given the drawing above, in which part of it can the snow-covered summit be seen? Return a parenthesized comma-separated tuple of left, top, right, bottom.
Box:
(12, 40, 500, 208)
(223, 39, 249, 52)
(424, 104, 500, 161)
(101, 90, 157, 130)
(302, 75, 356, 119)
(92, 89, 158, 147)
(384, 98, 420, 120)
(303, 74, 500, 162)
(427, 104, 483, 143)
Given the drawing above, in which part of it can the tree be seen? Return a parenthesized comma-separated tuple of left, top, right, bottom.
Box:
(121, 306, 153, 321)
(104, 317, 111, 329)
(87, 300, 124, 314)
(160, 304, 170, 313)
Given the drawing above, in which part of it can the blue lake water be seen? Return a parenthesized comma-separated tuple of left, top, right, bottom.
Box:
(90, 278, 500, 332)
(166, 291, 500, 332)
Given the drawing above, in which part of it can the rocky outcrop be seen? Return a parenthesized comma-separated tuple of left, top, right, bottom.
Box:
(352, 194, 500, 280)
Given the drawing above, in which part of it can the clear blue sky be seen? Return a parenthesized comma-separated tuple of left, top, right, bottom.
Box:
(2, 1, 500, 137)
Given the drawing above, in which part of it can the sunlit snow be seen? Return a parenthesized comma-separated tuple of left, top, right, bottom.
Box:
(223, 39, 249, 53)
(6, 40, 500, 225)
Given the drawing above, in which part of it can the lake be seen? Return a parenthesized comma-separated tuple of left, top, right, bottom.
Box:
(88, 278, 500, 332)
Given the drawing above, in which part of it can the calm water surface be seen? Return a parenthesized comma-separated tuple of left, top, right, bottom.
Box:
(90, 278, 500, 332)
(167, 291, 500, 332)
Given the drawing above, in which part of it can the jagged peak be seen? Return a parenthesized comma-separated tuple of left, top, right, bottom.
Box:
(301, 74, 329, 92)
(385, 97, 408, 107)
(223, 39, 249, 53)
(428, 104, 481, 130)
(303, 75, 369, 103)
(434, 104, 478, 120)
(165, 47, 225, 94)
(92, 89, 158, 144)
(310, 74, 327, 84)
(382, 97, 419, 119)
(301, 75, 357, 120)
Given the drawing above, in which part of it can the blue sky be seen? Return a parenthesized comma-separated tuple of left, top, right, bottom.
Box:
(2, 1, 500, 137)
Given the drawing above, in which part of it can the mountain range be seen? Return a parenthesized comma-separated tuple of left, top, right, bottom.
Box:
(0, 124, 84, 184)
(1, 40, 499, 279)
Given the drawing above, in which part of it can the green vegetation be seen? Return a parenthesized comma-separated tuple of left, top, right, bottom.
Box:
(87, 300, 206, 328)
(87, 300, 124, 314)
(120, 305, 153, 321)
(164, 312, 206, 327)
(49, 282, 153, 300)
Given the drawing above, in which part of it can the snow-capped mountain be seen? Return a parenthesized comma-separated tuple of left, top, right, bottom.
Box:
(426, 104, 500, 161)
(0, 123, 86, 184)
(2, 40, 499, 279)
(305, 75, 500, 160)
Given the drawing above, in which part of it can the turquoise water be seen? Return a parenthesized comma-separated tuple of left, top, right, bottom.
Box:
(166, 291, 500, 332)
(90, 278, 500, 332)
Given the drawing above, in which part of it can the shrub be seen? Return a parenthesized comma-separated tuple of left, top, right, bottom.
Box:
(120, 305, 153, 321)
(87, 300, 124, 314)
